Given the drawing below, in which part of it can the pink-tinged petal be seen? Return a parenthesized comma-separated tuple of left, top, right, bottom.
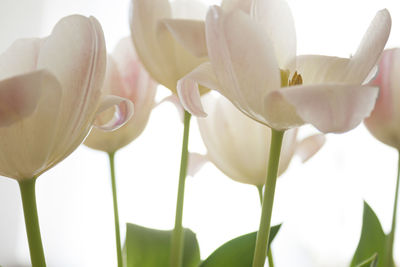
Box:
(346, 9, 391, 84)
(263, 90, 304, 131)
(40, 15, 107, 166)
(367, 49, 397, 123)
(0, 69, 63, 180)
(0, 70, 57, 127)
(295, 134, 325, 162)
(177, 62, 220, 117)
(187, 152, 208, 177)
(294, 55, 350, 85)
(158, 94, 185, 122)
(364, 48, 400, 149)
(38, 15, 107, 131)
(161, 19, 207, 58)
(130, 0, 177, 90)
(221, 0, 252, 14)
(251, 0, 296, 70)
(0, 38, 41, 80)
(274, 84, 379, 133)
(206, 6, 280, 115)
(94, 95, 134, 131)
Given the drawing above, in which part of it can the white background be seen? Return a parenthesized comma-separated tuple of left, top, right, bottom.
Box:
(1, 0, 400, 266)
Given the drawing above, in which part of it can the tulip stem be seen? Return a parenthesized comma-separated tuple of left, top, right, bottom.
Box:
(257, 185, 263, 204)
(252, 129, 284, 267)
(19, 178, 46, 267)
(170, 111, 191, 267)
(386, 150, 400, 266)
(108, 152, 123, 267)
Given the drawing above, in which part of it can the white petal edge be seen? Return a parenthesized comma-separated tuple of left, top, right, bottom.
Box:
(272, 84, 379, 133)
(94, 95, 134, 131)
(347, 9, 391, 84)
(177, 62, 220, 117)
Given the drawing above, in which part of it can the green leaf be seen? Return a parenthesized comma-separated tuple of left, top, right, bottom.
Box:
(200, 224, 281, 267)
(354, 253, 378, 267)
(350, 201, 392, 267)
(124, 223, 201, 267)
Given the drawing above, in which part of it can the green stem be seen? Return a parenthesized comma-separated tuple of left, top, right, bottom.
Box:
(252, 129, 284, 267)
(257, 185, 263, 205)
(108, 152, 123, 267)
(386, 150, 400, 266)
(170, 111, 191, 267)
(267, 248, 274, 267)
(19, 178, 46, 267)
(255, 185, 275, 267)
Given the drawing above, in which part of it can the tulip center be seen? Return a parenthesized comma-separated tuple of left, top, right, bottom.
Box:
(280, 70, 303, 87)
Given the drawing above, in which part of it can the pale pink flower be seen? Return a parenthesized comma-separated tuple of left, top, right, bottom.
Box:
(85, 37, 157, 153)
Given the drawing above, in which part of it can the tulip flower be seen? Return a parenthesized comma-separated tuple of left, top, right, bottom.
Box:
(84, 37, 157, 267)
(130, 0, 208, 94)
(0, 15, 132, 267)
(176, 1, 391, 266)
(364, 48, 400, 266)
(85, 37, 157, 153)
(177, 5, 390, 134)
(130, 1, 213, 266)
(197, 95, 324, 186)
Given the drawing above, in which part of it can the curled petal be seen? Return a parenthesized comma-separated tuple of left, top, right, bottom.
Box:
(295, 134, 325, 162)
(94, 95, 134, 131)
(177, 62, 220, 117)
(273, 84, 379, 133)
(161, 19, 207, 58)
(0, 70, 58, 127)
(346, 9, 391, 83)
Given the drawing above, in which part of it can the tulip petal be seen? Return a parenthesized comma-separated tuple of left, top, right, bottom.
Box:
(130, 0, 176, 89)
(0, 70, 57, 127)
(161, 19, 207, 58)
(221, 0, 252, 13)
(346, 9, 391, 84)
(0, 69, 63, 180)
(206, 6, 280, 116)
(187, 152, 208, 177)
(171, 0, 207, 20)
(38, 15, 106, 139)
(271, 84, 379, 133)
(295, 134, 325, 162)
(294, 55, 350, 85)
(177, 62, 220, 117)
(251, 0, 296, 70)
(94, 95, 134, 131)
(0, 38, 41, 80)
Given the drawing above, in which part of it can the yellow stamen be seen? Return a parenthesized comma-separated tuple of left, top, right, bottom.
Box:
(289, 71, 303, 86)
